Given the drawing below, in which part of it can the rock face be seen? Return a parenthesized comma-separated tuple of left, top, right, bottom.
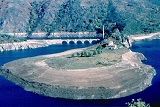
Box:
(0, 0, 160, 35)
(0, 50, 156, 99)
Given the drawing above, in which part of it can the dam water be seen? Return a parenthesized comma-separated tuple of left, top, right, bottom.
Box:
(0, 40, 160, 107)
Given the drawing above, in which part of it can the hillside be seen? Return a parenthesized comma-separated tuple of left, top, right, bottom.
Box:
(0, 0, 160, 35)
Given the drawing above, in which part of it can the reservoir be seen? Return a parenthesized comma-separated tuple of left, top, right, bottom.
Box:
(0, 40, 160, 107)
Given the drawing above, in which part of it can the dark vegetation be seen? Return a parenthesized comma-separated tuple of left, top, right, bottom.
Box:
(126, 98, 150, 107)
(121, 0, 160, 34)
(51, 0, 125, 34)
(26, 0, 51, 36)
(25, 0, 160, 36)
(0, 0, 160, 35)
(25, 0, 125, 37)
(0, 34, 26, 44)
(0, 0, 131, 46)
(72, 48, 102, 58)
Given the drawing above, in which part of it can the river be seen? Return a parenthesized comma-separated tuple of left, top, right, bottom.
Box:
(0, 40, 160, 107)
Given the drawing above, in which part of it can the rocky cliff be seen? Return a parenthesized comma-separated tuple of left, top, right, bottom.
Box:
(0, 0, 160, 35)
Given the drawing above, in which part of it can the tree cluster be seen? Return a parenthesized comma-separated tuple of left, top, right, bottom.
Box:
(26, 0, 50, 36)
(26, 0, 126, 37)
(52, 0, 126, 34)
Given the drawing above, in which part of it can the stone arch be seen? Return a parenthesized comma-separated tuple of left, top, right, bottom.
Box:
(62, 41, 68, 45)
(69, 41, 75, 44)
(84, 40, 90, 44)
(77, 41, 82, 44)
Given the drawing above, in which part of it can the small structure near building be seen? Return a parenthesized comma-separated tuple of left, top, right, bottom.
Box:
(107, 41, 117, 49)
(108, 41, 114, 45)
(101, 40, 117, 50)
(106, 45, 117, 50)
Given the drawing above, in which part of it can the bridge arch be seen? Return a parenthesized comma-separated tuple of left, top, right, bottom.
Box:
(62, 41, 68, 45)
(69, 41, 75, 44)
(77, 41, 82, 44)
(84, 40, 90, 44)
(61, 39, 100, 45)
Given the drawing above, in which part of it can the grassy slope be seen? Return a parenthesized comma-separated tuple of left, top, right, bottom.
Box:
(45, 45, 129, 70)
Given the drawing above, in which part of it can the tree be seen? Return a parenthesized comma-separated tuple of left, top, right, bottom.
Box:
(87, 52, 92, 57)
(54, 0, 84, 32)
(126, 98, 150, 107)
(93, 50, 97, 56)
(71, 53, 75, 57)
(91, 2, 108, 33)
(77, 52, 81, 57)
(91, 0, 126, 39)
(26, 0, 50, 37)
(106, 0, 126, 32)
(83, 51, 87, 57)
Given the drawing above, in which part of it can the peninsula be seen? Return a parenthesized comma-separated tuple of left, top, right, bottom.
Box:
(0, 0, 159, 100)
(0, 38, 156, 99)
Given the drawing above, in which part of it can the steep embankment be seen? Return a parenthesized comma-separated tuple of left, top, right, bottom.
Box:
(0, 32, 98, 51)
(0, 0, 160, 35)
(1, 31, 159, 52)
(0, 49, 155, 99)
(0, 40, 62, 51)
(129, 32, 160, 44)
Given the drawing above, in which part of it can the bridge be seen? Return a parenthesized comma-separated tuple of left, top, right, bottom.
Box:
(59, 39, 101, 44)
(0, 32, 102, 44)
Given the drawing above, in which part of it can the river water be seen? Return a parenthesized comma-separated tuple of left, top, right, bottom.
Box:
(0, 40, 160, 107)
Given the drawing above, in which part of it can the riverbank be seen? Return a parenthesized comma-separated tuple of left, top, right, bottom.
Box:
(0, 40, 62, 51)
(0, 32, 159, 99)
(129, 32, 160, 42)
(0, 46, 156, 99)
(0, 31, 160, 52)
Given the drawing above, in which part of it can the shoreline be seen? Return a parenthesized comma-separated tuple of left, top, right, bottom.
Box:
(0, 40, 62, 52)
(0, 47, 156, 99)
(0, 31, 160, 52)
(129, 32, 160, 43)
(0, 31, 159, 99)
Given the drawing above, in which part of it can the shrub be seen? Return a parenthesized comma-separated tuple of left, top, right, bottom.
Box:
(96, 45, 103, 50)
(97, 49, 102, 54)
(83, 51, 87, 57)
(77, 52, 81, 57)
(80, 52, 84, 57)
(87, 52, 92, 57)
(71, 53, 74, 57)
(96, 61, 103, 65)
(126, 98, 150, 107)
(93, 50, 97, 56)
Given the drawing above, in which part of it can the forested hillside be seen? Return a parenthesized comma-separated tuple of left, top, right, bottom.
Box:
(0, 0, 160, 35)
